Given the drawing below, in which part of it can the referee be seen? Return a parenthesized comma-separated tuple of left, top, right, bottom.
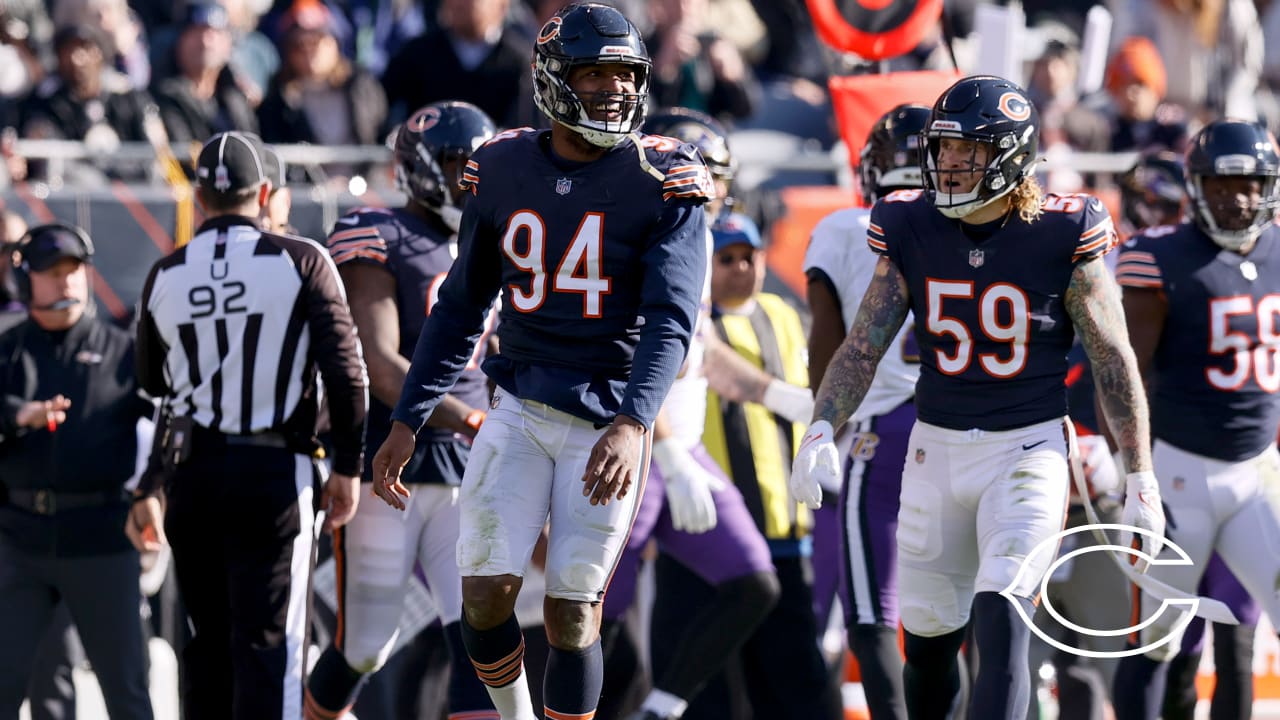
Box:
(127, 131, 368, 720)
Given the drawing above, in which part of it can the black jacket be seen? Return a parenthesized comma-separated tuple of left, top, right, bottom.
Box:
(0, 314, 153, 556)
(152, 66, 259, 145)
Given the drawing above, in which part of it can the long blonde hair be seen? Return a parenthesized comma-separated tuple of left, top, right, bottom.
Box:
(1011, 176, 1044, 224)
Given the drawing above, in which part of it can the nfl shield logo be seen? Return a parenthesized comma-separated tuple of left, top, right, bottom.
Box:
(968, 249, 984, 268)
(915, 448, 926, 464)
(555, 178, 573, 195)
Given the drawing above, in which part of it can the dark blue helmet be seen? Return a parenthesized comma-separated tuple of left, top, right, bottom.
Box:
(645, 107, 735, 191)
(921, 75, 1040, 218)
(392, 101, 496, 228)
(859, 103, 930, 205)
(1184, 118, 1280, 250)
(1119, 150, 1185, 231)
(533, 3, 651, 148)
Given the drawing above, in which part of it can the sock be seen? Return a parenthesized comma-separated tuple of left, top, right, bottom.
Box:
(444, 620, 499, 717)
(1161, 648, 1200, 720)
(848, 623, 907, 720)
(543, 639, 603, 719)
(640, 688, 689, 719)
(903, 627, 966, 720)
(1113, 649, 1169, 720)
(460, 613, 536, 720)
(304, 647, 366, 719)
(1210, 622, 1255, 720)
(970, 591, 1033, 720)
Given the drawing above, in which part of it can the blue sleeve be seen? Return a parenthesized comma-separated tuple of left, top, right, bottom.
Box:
(390, 201, 502, 432)
(617, 200, 707, 428)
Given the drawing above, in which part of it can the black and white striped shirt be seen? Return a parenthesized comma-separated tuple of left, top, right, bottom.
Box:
(137, 216, 368, 475)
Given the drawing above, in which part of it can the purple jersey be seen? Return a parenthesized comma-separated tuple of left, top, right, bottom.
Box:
(868, 190, 1117, 431)
(393, 128, 712, 430)
(1116, 222, 1280, 461)
(328, 207, 492, 482)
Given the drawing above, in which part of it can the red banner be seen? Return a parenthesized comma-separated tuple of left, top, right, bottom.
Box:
(828, 70, 959, 175)
(807, 0, 943, 60)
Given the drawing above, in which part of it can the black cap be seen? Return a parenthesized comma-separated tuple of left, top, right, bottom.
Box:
(261, 144, 286, 188)
(183, 2, 231, 30)
(196, 131, 268, 194)
(21, 225, 92, 272)
(53, 24, 107, 54)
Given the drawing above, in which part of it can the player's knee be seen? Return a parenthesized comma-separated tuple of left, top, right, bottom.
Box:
(728, 569, 780, 610)
(461, 574, 521, 629)
(544, 596, 600, 650)
(455, 528, 497, 574)
(899, 572, 968, 637)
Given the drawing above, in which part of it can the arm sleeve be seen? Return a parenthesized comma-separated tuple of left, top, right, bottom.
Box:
(1114, 235, 1165, 291)
(390, 200, 502, 432)
(135, 262, 172, 398)
(297, 243, 369, 476)
(617, 201, 707, 428)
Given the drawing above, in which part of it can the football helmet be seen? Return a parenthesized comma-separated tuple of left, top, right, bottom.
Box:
(533, 3, 651, 149)
(1185, 118, 1280, 251)
(392, 101, 496, 230)
(859, 103, 930, 205)
(1118, 150, 1185, 232)
(921, 75, 1040, 219)
(645, 107, 736, 198)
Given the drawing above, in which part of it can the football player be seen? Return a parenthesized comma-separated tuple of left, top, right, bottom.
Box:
(371, 5, 712, 720)
(1111, 119, 1280, 720)
(792, 75, 1163, 720)
(587, 107, 778, 720)
(803, 103, 930, 720)
(1117, 150, 1186, 237)
(304, 101, 498, 720)
(644, 107, 737, 221)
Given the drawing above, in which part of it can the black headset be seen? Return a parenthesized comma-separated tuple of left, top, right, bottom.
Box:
(10, 222, 96, 306)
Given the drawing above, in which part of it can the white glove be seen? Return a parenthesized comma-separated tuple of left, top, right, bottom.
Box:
(653, 438, 724, 534)
(762, 379, 815, 425)
(1078, 435, 1119, 497)
(1119, 471, 1166, 573)
(791, 420, 837, 510)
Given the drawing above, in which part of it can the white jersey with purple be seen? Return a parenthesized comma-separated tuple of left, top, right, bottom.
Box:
(804, 206, 919, 421)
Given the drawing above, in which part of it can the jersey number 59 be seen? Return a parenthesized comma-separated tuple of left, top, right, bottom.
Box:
(927, 279, 1029, 378)
(502, 210, 612, 318)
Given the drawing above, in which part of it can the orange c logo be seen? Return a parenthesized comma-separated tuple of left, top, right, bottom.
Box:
(997, 92, 1031, 122)
(408, 106, 441, 132)
(537, 16, 562, 45)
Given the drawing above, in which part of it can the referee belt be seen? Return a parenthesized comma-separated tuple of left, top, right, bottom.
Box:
(192, 425, 289, 450)
(7, 488, 126, 515)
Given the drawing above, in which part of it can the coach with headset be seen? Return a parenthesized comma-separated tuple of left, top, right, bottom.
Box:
(0, 223, 156, 719)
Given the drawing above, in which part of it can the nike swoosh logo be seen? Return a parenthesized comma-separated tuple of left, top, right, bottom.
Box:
(334, 216, 360, 226)
(800, 432, 825, 450)
(1022, 440, 1047, 451)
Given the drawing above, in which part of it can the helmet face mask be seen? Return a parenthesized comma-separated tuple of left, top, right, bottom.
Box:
(921, 76, 1040, 219)
(858, 104, 930, 205)
(1119, 151, 1185, 231)
(533, 3, 651, 149)
(393, 101, 496, 229)
(1185, 119, 1280, 251)
(645, 107, 736, 200)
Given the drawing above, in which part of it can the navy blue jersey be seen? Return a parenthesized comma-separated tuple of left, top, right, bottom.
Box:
(868, 190, 1117, 431)
(328, 206, 493, 483)
(1116, 223, 1280, 461)
(392, 128, 712, 430)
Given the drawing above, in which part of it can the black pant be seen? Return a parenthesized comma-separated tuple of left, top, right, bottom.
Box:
(166, 442, 318, 720)
(0, 537, 153, 720)
(651, 552, 843, 719)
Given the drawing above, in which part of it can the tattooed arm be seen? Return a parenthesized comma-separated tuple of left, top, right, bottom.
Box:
(1065, 256, 1153, 474)
(812, 256, 910, 430)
